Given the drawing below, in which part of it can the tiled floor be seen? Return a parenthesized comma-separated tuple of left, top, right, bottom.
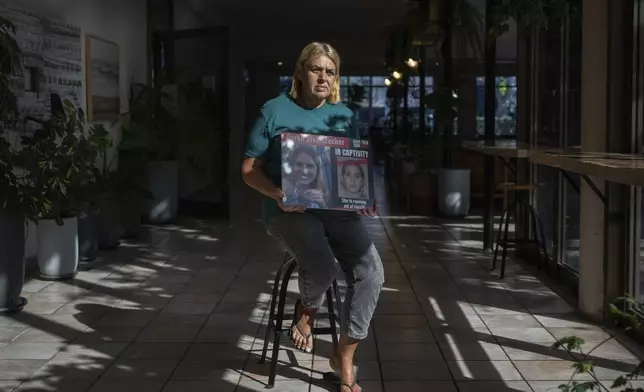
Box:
(1, 179, 642, 391)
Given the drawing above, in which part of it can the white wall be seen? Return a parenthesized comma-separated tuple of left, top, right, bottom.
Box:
(2, 0, 148, 262)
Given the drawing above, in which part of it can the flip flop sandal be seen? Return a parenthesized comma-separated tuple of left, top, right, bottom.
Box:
(330, 357, 361, 392)
(339, 380, 361, 392)
(290, 300, 313, 353)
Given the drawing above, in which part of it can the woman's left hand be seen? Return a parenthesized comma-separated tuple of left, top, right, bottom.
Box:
(302, 189, 326, 205)
(358, 203, 378, 217)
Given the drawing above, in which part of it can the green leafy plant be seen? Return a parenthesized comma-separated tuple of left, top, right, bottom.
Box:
(94, 124, 152, 206)
(0, 15, 37, 218)
(489, 0, 581, 41)
(19, 101, 105, 224)
(119, 78, 178, 162)
(552, 295, 644, 391)
(0, 15, 20, 131)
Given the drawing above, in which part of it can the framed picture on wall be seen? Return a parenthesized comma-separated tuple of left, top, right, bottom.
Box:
(85, 35, 120, 122)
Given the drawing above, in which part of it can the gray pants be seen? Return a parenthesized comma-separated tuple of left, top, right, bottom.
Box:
(265, 210, 385, 340)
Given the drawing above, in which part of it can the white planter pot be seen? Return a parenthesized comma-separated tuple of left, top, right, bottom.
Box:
(437, 168, 471, 217)
(37, 217, 78, 280)
(143, 160, 179, 223)
(0, 211, 27, 312)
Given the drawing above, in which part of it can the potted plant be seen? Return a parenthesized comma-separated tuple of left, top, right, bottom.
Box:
(19, 101, 103, 280)
(119, 78, 179, 224)
(92, 124, 151, 246)
(422, 0, 483, 217)
(0, 15, 35, 312)
(75, 125, 110, 262)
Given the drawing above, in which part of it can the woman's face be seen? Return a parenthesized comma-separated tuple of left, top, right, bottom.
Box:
(342, 165, 364, 194)
(300, 55, 337, 101)
(293, 152, 317, 185)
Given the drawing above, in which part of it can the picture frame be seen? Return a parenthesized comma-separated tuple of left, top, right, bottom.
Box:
(85, 35, 120, 122)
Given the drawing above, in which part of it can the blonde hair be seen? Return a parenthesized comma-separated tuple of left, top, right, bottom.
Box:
(290, 42, 341, 104)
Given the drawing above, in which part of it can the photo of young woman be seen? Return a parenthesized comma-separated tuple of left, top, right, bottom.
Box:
(282, 144, 329, 209)
(337, 158, 369, 200)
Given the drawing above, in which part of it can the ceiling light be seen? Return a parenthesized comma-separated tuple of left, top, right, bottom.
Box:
(392, 71, 402, 80)
(405, 58, 418, 68)
(277, 61, 283, 66)
(384, 78, 392, 86)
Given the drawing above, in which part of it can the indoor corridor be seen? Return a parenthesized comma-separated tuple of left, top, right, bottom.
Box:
(0, 179, 642, 392)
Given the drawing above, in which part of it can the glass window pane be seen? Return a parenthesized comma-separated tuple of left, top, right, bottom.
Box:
(349, 76, 370, 85)
(475, 76, 517, 136)
(563, 174, 580, 271)
(372, 76, 387, 86)
(536, 166, 557, 257)
(372, 87, 388, 108)
(639, 190, 644, 302)
(279, 76, 292, 94)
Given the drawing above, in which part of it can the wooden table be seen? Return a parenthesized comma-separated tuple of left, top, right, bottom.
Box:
(529, 150, 644, 304)
(530, 150, 644, 191)
(462, 140, 534, 251)
(462, 140, 533, 160)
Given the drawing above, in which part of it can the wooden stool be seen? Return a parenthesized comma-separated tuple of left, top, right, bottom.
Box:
(258, 252, 341, 388)
(492, 183, 548, 279)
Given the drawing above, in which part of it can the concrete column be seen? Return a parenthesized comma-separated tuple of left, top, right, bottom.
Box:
(579, 0, 609, 321)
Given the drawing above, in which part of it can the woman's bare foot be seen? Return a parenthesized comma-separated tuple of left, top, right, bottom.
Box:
(330, 355, 361, 392)
(291, 301, 315, 352)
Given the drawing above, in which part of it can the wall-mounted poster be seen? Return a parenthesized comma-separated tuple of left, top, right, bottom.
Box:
(85, 35, 119, 122)
(0, 2, 82, 133)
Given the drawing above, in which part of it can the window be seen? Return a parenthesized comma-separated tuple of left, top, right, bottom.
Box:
(279, 76, 292, 94)
(476, 76, 518, 137)
(278, 75, 391, 133)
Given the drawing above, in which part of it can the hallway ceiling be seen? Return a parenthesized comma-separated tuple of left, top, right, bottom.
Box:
(175, 0, 516, 68)
(199, 0, 413, 68)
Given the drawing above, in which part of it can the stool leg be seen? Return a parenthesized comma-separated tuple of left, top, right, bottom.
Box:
(325, 284, 339, 351)
(527, 203, 549, 268)
(492, 208, 509, 271)
(259, 256, 293, 364)
(526, 202, 542, 270)
(268, 261, 297, 388)
(332, 279, 341, 327)
(499, 204, 514, 279)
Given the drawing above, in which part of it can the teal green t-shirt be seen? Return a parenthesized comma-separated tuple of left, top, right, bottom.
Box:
(244, 93, 357, 220)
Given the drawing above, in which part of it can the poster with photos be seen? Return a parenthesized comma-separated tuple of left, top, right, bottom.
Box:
(0, 2, 83, 133)
(280, 132, 375, 211)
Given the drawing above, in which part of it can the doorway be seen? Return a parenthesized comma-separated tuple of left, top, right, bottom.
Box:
(153, 27, 230, 220)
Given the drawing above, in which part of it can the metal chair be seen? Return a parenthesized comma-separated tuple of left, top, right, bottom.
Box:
(258, 252, 341, 388)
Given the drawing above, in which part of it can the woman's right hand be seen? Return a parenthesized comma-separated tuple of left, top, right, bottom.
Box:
(272, 188, 306, 213)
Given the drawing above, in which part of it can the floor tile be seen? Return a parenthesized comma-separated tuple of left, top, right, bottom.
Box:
(171, 360, 244, 382)
(0, 381, 19, 392)
(88, 378, 165, 392)
(373, 327, 434, 343)
(162, 380, 237, 392)
(0, 360, 48, 380)
(380, 361, 452, 381)
(383, 381, 456, 392)
(101, 359, 178, 381)
(0, 343, 64, 360)
(440, 341, 509, 361)
(447, 361, 523, 381)
(13, 379, 93, 392)
(456, 380, 532, 391)
(0, 328, 28, 343)
(237, 377, 310, 391)
(513, 360, 593, 381)
(121, 343, 190, 360)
